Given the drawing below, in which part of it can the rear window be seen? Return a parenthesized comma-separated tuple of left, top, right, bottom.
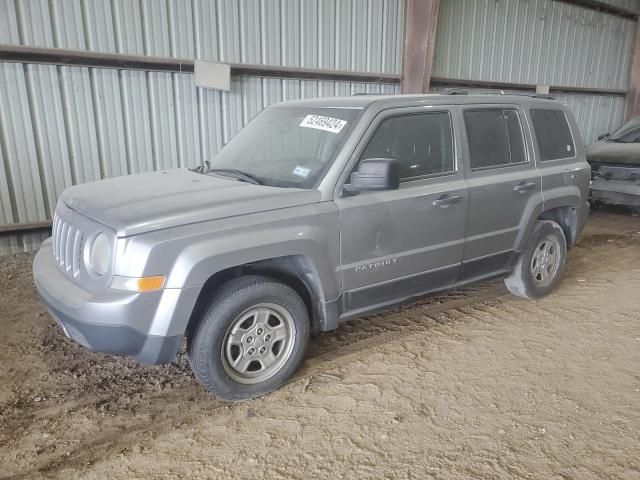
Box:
(464, 109, 527, 170)
(530, 109, 575, 161)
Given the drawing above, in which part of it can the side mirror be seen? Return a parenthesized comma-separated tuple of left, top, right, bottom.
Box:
(597, 133, 610, 141)
(343, 158, 399, 195)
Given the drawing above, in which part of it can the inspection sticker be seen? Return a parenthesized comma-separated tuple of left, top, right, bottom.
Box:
(292, 166, 311, 178)
(299, 114, 347, 134)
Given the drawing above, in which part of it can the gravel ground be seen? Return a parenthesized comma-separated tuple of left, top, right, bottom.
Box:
(1, 210, 639, 480)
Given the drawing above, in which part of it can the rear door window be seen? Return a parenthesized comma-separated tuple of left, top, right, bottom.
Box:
(464, 109, 527, 170)
(530, 109, 575, 160)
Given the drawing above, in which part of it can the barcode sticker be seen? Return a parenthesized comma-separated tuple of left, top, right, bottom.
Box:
(292, 166, 311, 178)
(299, 114, 347, 134)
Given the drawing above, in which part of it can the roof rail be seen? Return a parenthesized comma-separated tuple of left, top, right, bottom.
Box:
(441, 87, 554, 100)
(443, 89, 469, 95)
(442, 87, 504, 96)
(528, 93, 555, 100)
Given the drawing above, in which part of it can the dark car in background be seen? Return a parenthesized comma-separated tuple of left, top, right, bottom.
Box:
(586, 117, 640, 212)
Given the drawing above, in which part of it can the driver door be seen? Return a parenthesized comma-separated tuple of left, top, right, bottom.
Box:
(335, 107, 468, 316)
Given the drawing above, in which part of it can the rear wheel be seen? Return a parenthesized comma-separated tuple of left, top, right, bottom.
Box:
(187, 275, 309, 400)
(504, 220, 567, 299)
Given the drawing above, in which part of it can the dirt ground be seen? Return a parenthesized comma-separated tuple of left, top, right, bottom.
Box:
(1, 210, 639, 480)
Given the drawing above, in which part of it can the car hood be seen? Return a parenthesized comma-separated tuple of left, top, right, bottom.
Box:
(586, 140, 640, 166)
(60, 169, 322, 237)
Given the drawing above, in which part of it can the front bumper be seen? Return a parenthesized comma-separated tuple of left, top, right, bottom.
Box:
(589, 163, 640, 207)
(590, 179, 640, 207)
(33, 239, 198, 364)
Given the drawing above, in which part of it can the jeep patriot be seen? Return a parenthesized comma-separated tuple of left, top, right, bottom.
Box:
(33, 94, 590, 400)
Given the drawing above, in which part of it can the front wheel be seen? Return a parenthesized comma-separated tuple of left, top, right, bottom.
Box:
(187, 275, 309, 401)
(504, 220, 567, 299)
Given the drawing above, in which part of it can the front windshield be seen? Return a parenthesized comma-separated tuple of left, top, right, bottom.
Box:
(609, 117, 640, 143)
(206, 106, 362, 188)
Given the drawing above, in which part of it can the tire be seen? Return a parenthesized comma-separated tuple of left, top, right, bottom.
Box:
(187, 275, 310, 401)
(589, 199, 602, 211)
(504, 220, 567, 300)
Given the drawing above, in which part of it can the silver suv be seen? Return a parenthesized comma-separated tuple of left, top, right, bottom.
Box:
(33, 94, 590, 400)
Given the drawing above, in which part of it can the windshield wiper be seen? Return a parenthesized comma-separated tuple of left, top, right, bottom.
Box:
(208, 168, 263, 185)
(190, 160, 211, 173)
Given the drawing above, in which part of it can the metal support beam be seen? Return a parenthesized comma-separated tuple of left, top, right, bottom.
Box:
(0, 44, 625, 98)
(625, 22, 640, 120)
(0, 44, 401, 84)
(401, 0, 439, 94)
(0, 221, 52, 234)
(554, 0, 637, 19)
(431, 77, 627, 97)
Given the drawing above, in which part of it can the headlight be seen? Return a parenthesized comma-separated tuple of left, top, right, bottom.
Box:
(88, 233, 111, 276)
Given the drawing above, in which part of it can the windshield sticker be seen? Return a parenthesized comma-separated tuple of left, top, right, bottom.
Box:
(299, 114, 347, 134)
(292, 166, 311, 178)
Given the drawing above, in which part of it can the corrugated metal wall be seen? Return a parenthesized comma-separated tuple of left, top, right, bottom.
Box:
(433, 0, 636, 144)
(556, 92, 627, 145)
(1, 0, 638, 255)
(2, 0, 405, 70)
(434, 0, 635, 89)
(0, 0, 404, 254)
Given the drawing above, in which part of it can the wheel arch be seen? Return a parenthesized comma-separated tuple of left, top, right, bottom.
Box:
(185, 255, 337, 339)
(515, 189, 583, 253)
(538, 205, 579, 247)
(540, 188, 584, 248)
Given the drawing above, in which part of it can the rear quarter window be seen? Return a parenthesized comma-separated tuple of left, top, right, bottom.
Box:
(530, 109, 575, 161)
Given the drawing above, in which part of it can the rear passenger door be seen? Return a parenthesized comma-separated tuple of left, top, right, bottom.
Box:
(458, 106, 542, 283)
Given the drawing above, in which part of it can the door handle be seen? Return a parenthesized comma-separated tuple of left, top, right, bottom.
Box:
(513, 181, 536, 193)
(432, 194, 462, 207)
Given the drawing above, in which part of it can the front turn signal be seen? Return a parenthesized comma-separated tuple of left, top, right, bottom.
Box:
(111, 275, 165, 292)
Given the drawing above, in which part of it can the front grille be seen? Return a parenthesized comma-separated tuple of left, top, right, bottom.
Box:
(52, 210, 84, 277)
